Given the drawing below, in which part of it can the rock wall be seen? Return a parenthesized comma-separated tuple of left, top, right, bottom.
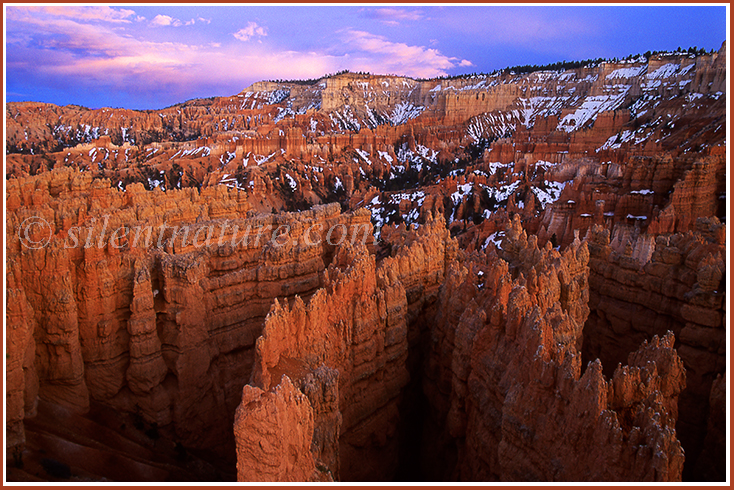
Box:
(234, 376, 323, 482)
(422, 216, 686, 481)
(582, 219, 725, 480)
(5, 260, 39, 451)
(534, 150, 726, 250)
(5, 42, 726, 482)
(5, 167, 375, 453)
(231, 214, 689, 482)
(234, 218, 454, 481)
(7, 42, 726, 160)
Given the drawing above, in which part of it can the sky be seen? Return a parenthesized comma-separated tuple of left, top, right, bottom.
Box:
(4, 4, 728, 110)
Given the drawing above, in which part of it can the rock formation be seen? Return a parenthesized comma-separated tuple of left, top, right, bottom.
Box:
(6, 168, 377, 455)
(234, 376, 323, 482)
(422, 216, 686, 481)
(235, 218, 454, 481)
(5, 43, 726, 482)
(230, 214, 689, 482)
(583, 218, 725, 479)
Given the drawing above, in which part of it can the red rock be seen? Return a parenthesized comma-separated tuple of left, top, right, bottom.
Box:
(423, 218, 685, 481)
(5, 44, 726, 481)
(233, 376, 323, 482)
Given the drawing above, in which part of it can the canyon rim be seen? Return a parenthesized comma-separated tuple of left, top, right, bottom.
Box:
(4, 4, 729, 484)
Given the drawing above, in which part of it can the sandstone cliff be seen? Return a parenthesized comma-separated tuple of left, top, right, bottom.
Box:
(6, 167, 376, 455)
(5, 43, 726, 482)
(583, 219, 725, 479)
(421, 216, 686, 481)
(230, 214, 689, 482)
(235, 218, 454, 481)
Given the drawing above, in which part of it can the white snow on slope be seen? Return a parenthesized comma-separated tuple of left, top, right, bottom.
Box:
(390, 102, 425, 126)
(532, 180, 566, 208)
(606, 66, 646, 79)
(557, 88, 629, 132)
(285, 173, 297, 191)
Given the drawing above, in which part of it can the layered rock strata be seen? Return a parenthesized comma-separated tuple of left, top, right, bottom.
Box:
(235, 218, 454, 481)
(582, 218, 725, 479)
(7, 44, 725, 157)
(231, 215, 689, 482)
(421, 216, 686, 481)
(6, 167, 375, 454)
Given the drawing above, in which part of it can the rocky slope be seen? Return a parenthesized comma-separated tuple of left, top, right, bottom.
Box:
(235, 218, 454, 481)
(421, 216, 686, 481)
(582, 218, 725, 479)
(6, 43, 726, 482)
(6, 167, 375, 455)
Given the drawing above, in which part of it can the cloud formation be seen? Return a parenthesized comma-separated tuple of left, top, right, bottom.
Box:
(9, 5, 719, 110)
(6, 7, 340, 106)
(366, 7, 423, 26)
(233, 22, 267, 41)
(6, 5, 476, 108)
(339, 30, 468, 78)
(150, 15, 200, 28)
(24, 6, 137, 23)
(150, 15, 182, 27)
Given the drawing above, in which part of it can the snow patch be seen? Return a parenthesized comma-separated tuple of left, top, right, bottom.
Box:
(378, 150, 393, 164)
(285, 173, 297, 191)
(482, 231, 504, 251)
(389, 102, 424, 126)
(532, 180, 566, 208)
(557, 88, 630, 132)
(606, 65, 646, 79)
(355, 148, 372, 165)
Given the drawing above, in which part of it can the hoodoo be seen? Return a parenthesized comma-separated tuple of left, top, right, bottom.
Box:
(6, 39, 726, 482)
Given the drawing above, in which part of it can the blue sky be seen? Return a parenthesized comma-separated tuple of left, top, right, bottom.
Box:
(4, 5, 727, 110)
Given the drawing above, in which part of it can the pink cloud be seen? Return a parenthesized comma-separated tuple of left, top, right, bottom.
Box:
(8, 7, 330, 95)
(7, 7, 474, 106)
(233, 22, 268, 42)
(339, 30, 465, 78)
(23, 29, 340, 96)
(7, 13, 137, 57)
(24, 6, 137, 23)
(368, 8, 423, 24)
(30, 24, 469, 90)
(149, 14, 204, 28)
(151, 15, 182, 27)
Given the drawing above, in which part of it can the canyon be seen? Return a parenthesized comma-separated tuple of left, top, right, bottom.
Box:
(5, 43, 727, 482)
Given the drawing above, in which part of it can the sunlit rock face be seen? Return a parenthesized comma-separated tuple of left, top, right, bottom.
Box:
(6, 42, 725, 482)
